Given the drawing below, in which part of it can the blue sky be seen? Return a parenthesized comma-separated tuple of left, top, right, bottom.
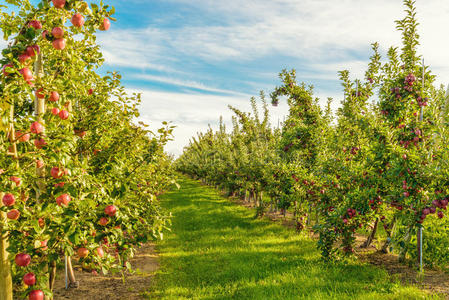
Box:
(2, 0, 449, 155)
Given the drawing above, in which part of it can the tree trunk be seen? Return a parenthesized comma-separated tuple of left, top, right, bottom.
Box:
(0, 194, 13, 300)
(361, 218, 378, 248)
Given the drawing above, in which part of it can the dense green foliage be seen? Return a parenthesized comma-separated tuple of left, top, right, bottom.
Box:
(0, 1, 174, 299)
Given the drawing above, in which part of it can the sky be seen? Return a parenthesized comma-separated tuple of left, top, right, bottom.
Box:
(1, 0, 449, 156)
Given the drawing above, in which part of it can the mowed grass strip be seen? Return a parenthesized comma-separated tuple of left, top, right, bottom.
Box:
(148, 177, 437, 300)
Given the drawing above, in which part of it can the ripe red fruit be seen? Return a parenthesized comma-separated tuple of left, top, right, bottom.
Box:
(20, 68, 33, 81)
(99, 217, 109, 226)
(19, 53, 31, 64)
(71, 13, 85, 27)
(10, 176, 21, 186)
(35, 88, 45, 99)
(2, 193, 15, 206)
(342, 218, 348, 224)
(29, 290, 44, 300)
(25, 46, 37, 57)
(51, 167, 63, 179)
(51, 107, 60, 116)
(29, 20, 42, 30)
(59, 109, 69, 120)
(403, 191, 410, 197)
(2, 63, 13, 76)
(438, 211, 444, 219)
(30, 121, 44, 134)
(52, 0, 66, 8)
(56, 194, 71, 206)
(7, 209, 20, 220)
(49, 91, 59, 102)
(96, 247, 104, 257)
(88, 88, 93, 95)
(429, 207, 436, 214)
(100, 18, 111, 31)
(51, 27, 64, 38)
(105, 205, 117, 217)
(40, 240, 48, 251)
(38, 218, 45, 228)
(74, 129, 87, 138)
(36, 160, 44, 169)
(16, 131, 30, 142)
(77, 247, 89, 258)
(52, 38, 66, 50)
(34, 138, 47, 149)
(23, 273, 36, 286)
(15, 253, 31, 267)
(422, 208, 430, 215)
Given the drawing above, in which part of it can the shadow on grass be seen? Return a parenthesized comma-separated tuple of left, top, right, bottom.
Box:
(148, 177, 435, 300)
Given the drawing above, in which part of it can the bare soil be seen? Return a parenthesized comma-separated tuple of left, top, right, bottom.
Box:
(52, 243, 159, 300)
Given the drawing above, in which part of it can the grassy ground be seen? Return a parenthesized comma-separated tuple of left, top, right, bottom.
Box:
(148, 177, 437, 299)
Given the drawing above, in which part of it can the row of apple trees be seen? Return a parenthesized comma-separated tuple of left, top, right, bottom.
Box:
(176, 0, 449, 270)
(0, 1, 175, 299)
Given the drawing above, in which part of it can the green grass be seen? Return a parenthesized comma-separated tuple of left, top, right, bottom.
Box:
(148, 177, 437, 299)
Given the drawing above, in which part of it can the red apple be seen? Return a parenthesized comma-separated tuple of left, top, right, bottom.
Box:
(2, 193, 15, 206)
(105, 205, 117, 217)
(2, 63, 13, 76)
(100, 18, 111, 31)
(422, 208, 430, 215)
(15, 253, 31, 267)
(36, 160, 44, 169)
(99, 217, 109, 226)
(96, 247, 104, 257)
(19, 53, 31, 64)
(10, 176, 21, 186)
(88, 88, 93, 95)
(35, 88, 45, 99)
(25, 46, 36, 57)
(29, 20, 42, 30)
(51, 167, 63, 179)
(34, 138, 47, 149)
(38, 218, 45, 228)
(40, 240, 48, 251)
(52, 38, 66, 50)
(20, 68, 33, 81)
(71, 13, 85, 27)
(7, 209, 20, 220)
(51, 107, 60, 116)
(51, 27, 64, 38)
(56, 194, 71, 206)
(16, 131, 30, 142)
(28, 290, 44, 300)
(52, 0, 65, 8)
(438, 211, 444, 219)
(59, 109, 69, 120)
(23, 273, 36, 286)
(30, 121, 44, 134)
(75, 129, 87, 138)
(49, 91, 59, 102)
(77, 247, 89, 258)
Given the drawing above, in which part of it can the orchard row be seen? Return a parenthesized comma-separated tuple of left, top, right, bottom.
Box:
(176, 0, 449, 268)
(0, 1, 174, 300)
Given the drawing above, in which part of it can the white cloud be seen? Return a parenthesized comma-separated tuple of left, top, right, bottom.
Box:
(132, 89, 290, 156)
(133, 74, 252, 96)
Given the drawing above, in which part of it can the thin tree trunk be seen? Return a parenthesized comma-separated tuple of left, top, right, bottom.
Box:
(361, 218, 378, 248)
(0, 194, 13, 300)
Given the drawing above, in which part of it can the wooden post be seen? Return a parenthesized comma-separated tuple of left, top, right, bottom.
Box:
(0, 95, 20, 300)
(0, 193, 13, 300)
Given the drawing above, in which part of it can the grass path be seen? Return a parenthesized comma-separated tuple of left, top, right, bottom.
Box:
(148, 177, 436, 299)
